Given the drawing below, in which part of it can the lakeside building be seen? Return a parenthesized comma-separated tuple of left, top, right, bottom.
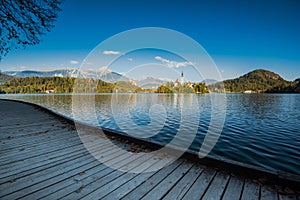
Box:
(180, 71, 185, 85)
(244, 90, 255, 94)
(174, 72, 185, 87)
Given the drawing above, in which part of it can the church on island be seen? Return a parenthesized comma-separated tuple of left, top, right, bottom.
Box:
(174, 72, 193, 88)
(174, 72, 185, 87)
(156, 71, 209, 93)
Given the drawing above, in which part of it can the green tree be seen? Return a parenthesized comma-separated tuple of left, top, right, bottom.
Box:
(156, 85, 173, 93)
(193, 83, 209, 93)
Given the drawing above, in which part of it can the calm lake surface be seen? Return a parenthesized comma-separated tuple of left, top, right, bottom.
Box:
(1, 93, 300, 175)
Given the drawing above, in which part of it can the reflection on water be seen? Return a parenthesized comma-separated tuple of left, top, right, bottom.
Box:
(1, 93, 300, 175)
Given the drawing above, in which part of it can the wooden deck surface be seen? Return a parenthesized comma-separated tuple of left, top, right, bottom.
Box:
(0, 99, 299, 199)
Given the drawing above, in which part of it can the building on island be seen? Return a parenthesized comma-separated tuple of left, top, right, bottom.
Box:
(46, 89, 55, 93)
(174, 79, 179, 87)
(180, 71, 184, 85)
(244, 90, 255, 94)
(186, 81, 193, 88)
(173, 72, 185, 87)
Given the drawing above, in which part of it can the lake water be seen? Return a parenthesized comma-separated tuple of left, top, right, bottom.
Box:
(1, 93, 299, 175)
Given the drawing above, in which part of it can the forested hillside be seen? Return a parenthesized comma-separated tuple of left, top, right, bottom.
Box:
(209, 69, 299, 93)
(0, 76, 141, 94)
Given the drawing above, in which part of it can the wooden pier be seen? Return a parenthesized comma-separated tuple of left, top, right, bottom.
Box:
(0, 99, 299, 199)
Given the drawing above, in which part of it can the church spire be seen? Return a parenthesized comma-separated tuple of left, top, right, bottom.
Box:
(180, 71, 184, 85)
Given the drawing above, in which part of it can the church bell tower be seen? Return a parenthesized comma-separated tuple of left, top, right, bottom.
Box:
(180, 71, 184, 85)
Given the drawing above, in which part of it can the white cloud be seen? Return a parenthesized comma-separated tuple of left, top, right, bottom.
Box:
(128, 58, 133, 61)
(155, 56, 193, 68)
(70, 60, 79, 65)
(103, 50, 121, 55)
(20, 66, 27, 69)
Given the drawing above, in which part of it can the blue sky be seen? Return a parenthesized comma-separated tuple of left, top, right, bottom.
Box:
(0, 0, 299, 81)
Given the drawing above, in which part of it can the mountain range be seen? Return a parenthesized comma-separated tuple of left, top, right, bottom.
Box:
(2, 69, 299, 93)
(3, 69, 126, 81)
(2, 69, 168, 89)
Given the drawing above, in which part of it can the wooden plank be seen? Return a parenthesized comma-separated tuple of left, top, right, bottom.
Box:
(0, 135, 84, 169)
(33, 150, 139, 199)
(182, 168, 216, 200)
(1, 120, 73, 136)
(0, 155, 96, 198)
(278, 194, 297, 200)
(0, 145, 89, 184)
(0, 113, 55, 122)
(222, 176, 244, 200)
(1, 128, 77, 149)
(0, 129, 79, 152)
(96, 157, 168, 200)
(202, 172, 230, 200)
(61, 153, 142, 200)
(15, 147, 133, 199)
(141, 161, 194, 200)
(101, 156, 163, 200)
(260, 185, 277, 200)
(1, 140, 102, 176)
(162, 164, 203, 200)
(1, 159, 100, 200)
(0, 122, 69, 139)
(0, 119, 58, 130)
(1, 131, 76, 153)
(0, 138, 82, 167)
(0, 135, 78, 157)
(0, 132, 80, 161)
(81, 154, 159, 199)
(102, 172, 154, 200)
(0, 139, 112, 183)
(35, 152, 139, 199)
(1, 127, 75, 144)
(0, 127, 102, 159)
(0, 144, 86, 180)
(0, 117, 57, 128)
(240, 179, 260, 200)
(42, 165, 114, 200)
(122, 160, 183, 200)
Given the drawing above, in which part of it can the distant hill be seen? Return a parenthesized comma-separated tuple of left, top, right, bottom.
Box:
(202, 79, 218, 85)
(0, 76, 143, 94)
(266, 78, 300, 93)
(210, 69, 299, 93)
(136, 77, 168, 89)
(0, 72, 13, 84)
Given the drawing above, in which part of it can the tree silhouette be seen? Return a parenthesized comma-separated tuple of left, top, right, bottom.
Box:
(0, 0, 63, 60)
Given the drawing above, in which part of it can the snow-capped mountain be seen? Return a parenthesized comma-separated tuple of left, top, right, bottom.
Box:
(3, 69, 128, 83)
(3, 69, 169, 89)
(3, 69, 75, 78)
(136, 77, 169, 89)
